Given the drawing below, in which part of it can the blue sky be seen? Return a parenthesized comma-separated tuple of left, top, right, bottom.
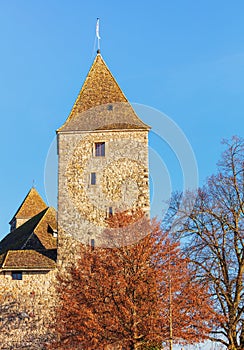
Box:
(0, 0, 244, 240)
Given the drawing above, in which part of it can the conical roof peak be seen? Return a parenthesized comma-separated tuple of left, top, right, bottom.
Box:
(9, 188, 47, 224)
(58, 53, 149, 132)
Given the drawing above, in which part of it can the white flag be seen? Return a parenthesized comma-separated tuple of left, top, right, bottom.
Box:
(96, 18, 101, 40)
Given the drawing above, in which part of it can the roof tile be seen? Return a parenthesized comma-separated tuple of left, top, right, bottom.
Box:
(10, 188, 47, 223)
(1, 250, 56, 270)
(58, 54, 149, 132)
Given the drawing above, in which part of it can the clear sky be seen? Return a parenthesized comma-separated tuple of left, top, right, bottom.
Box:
(0, 0, 244, 244)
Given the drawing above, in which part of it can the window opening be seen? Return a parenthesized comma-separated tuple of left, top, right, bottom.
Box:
(12, 271, 22, 280)
(91, 172, 96, 185)
(91, 239, 95, 250)
(109, 207, 113, 216)
(95, 142, 105, 157)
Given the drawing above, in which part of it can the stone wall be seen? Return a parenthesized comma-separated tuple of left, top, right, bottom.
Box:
(0, 269, 57, 349)
(57, 129, 150, 262)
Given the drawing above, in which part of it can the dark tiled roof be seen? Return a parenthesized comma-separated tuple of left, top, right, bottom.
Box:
(1, 209, 49, 253)
(58, 54, 150, 132)
(1, 250, 56, 270)
(9, 188, 47, 223)
(0, 208, 57, 254)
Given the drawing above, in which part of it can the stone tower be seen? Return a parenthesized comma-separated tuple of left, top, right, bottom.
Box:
(57, 52, 150, 265)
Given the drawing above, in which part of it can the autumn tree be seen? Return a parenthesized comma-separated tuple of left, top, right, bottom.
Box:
(167, 137, 244, 350)
(51, 211, 214, 349)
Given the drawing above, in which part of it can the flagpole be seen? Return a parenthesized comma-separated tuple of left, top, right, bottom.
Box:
(96, 18, 101, 53)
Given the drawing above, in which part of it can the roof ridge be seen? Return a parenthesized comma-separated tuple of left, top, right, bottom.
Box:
(96, 53, 129, 102)
(6, 249, 44, 253)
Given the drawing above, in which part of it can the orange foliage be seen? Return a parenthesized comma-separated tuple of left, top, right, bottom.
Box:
(51, 213, 215, 349)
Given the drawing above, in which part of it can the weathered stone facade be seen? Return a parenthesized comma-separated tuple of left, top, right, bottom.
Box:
(0, 270, 56, 348)
(58, 129, 149, 255)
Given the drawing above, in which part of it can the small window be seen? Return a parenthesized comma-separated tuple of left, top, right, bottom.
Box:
(91, 172, 96, 185)
(91, 239, 95, 250)
(107, 104, 113, 111)
(95, 142, 105, 157)
(12, 271, 22, 280)
(109, 207, 113, 216)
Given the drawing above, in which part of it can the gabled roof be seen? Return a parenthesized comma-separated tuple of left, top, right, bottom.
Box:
(1, 207, 57, 254)
(58, 53, 150, 132)
(33, 207, 57, 250)
(9, 188, 47, 224)
(1, 250, 56, 270)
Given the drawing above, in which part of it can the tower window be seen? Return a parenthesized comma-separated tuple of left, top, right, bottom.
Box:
(95, 142, 105, 157)
(91, 239, 95, 250)
(109, 207, 113, 216)
(91, 172, 96, 185)
(12, 271, 22, 280)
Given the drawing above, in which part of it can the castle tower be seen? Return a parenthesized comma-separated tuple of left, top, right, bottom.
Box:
(57, 52, 150, 265)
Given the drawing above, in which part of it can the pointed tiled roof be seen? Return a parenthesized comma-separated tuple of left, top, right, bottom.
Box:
(9, 188, 47, 224)
(58, 53, 150, 132)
